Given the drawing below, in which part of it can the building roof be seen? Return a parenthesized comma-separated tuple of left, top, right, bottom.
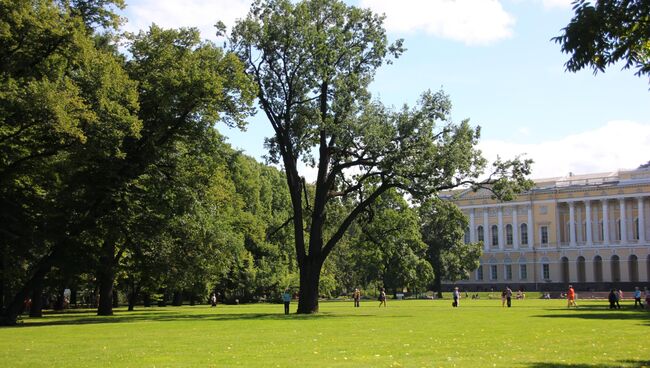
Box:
(443, 167, 650, 202)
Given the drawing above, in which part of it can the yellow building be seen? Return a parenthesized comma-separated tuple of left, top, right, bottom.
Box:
(446, 167, 650, 291)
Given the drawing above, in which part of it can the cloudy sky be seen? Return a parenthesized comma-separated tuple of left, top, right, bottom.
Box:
(119, 0, 650, 180)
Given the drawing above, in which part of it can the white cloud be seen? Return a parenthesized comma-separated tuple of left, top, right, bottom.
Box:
(478, 120, 650, 180)
(539, 0, 573, 9)
(359, 0, 516, 45)
(122, 0, 250, 40)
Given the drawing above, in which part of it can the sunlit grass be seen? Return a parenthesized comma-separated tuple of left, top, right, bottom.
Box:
(1, 298, 648, 367)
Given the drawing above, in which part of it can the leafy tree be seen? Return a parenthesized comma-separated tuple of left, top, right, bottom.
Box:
(89, 25, 256, 316)
(347, 189, 432, 296)
(0, 0, 257, 322)
(553, 0, 650, 82)
(419, 198, 482, 298)
(230, 0, 532, 313)
(0, 0, 140, 324)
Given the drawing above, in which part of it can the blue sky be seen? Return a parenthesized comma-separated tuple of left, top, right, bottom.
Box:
(118, 0, 650, 180)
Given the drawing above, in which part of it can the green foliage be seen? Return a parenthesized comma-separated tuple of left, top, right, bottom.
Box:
(231, 0, 533, 313)
(553, 0, 650, 82)
(337, 189, 432, 293)
(419, 198, 482, 294)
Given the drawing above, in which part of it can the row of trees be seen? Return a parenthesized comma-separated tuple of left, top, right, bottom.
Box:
(1, 0, 537, 324)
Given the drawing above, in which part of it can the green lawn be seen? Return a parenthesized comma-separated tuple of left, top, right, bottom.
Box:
(1, 298, 648, 367)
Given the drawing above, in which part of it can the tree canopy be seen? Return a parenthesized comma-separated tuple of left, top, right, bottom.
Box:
(553, 0, 650, 82)
(230, 0, 532, 313)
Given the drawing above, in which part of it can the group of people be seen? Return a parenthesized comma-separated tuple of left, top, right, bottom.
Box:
(608, 286, 650, 310)
(276, 285, 650, 314)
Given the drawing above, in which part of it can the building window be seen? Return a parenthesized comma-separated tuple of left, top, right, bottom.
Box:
(477, 226, 484, 242)
(464, 227, 470, 244)
(561, 257, 570, 284)
(611, 255, 620, 282)
(491, 225, 499, 247)
(506, 224, 513, 245)
(520, 264, 527, 280)
(477, 265, 483, 281)
(629, 255, 639, 282)
(490, 265, 498, 280)
(505, 264, 512, 280)
(541, 226, 549, 244)
(633, 218, 639, 240)
(594, 255, 603, 282)
(542, 264, 550, 279)
(616, 219, 621, 241)
(520, 223, 528, 245)
(577, 256, 586, 283)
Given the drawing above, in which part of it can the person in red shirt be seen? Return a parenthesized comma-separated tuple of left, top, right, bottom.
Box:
(567, 285, 578, 308)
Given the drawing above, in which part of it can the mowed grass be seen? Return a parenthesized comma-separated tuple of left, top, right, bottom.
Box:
(1, 298, 649, 367)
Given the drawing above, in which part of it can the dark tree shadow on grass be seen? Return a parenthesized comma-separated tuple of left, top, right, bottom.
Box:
(6, 310, 399, 329)
(532, 310, 650, 326)
(527, 359, 650, 368)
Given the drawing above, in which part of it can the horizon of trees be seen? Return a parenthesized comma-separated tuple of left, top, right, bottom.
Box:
(0, 0, 530, 324)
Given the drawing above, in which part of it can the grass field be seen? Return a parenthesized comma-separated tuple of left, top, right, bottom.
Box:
(1, 298, 648, 367)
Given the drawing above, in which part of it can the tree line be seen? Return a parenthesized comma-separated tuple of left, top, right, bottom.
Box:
(0, 0, 539, 324)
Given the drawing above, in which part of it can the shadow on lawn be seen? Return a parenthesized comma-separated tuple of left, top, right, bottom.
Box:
(527, 359, 650, 368)
(532, 307, 650, 326)
(9, 310, 387, 328)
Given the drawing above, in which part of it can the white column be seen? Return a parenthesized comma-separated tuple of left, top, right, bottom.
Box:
(585, 200, 592, 246)
(527, 205, 533, 246)
(469, 209, 476, 243)
(569, 201, 576, 246)
(638, 197, 646, 244)
(512, 206, 519, 250)
(483, 208, 489, 252)
(576, 204, 583, 243)
(620, 198, 627, 243)
(498, 206, 504, 250)
(602, 199, 610, 245)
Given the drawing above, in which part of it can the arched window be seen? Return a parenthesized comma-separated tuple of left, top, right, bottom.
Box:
(477, 225, 484, 243)
(594, 255, 603, 282)
(577, 256, 586, 283)
(520, 223, 528, 245)
(611, 255, 620, 282)
(561, 257, 570, 284)
(491, 225, 499, 247)
(506, 224, 513, 245)
(629, 255, 639, 282)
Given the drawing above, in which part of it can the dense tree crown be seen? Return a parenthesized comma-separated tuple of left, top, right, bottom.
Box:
(554, 0, 650, 82)
(2, 0, 531, 324)
(230, 0, 532, 313)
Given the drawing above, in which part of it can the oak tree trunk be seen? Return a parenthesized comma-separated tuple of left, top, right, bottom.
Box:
(29, 283, 44, 318)
(296, 257, 323, 314)
(97, 241, 116, 316)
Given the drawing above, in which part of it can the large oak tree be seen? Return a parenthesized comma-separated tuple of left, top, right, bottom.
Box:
(230, 0, 532, 313)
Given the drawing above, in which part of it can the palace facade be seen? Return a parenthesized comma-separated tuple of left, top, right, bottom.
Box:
(445, 167, 650, 291)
